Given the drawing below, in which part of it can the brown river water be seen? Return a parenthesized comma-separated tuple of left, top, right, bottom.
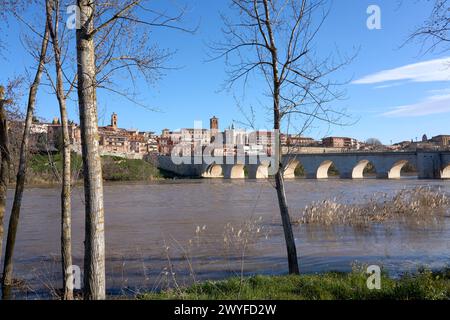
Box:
(1, 178, 450, 298)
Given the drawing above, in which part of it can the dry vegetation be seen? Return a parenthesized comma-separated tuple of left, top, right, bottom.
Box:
(294, 186, 450, 227)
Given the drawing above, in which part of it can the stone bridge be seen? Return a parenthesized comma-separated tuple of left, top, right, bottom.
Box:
(154, 151, 450, 180)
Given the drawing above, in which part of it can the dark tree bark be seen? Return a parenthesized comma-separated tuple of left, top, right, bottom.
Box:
(1, 6, 51, 297)
(0, 86, 11, 268)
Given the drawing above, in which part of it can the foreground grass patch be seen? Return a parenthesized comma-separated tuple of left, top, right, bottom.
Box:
(140, 269, 450, 300)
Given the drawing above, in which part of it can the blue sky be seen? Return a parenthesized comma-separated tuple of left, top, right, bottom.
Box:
(1, 0, 449, 144)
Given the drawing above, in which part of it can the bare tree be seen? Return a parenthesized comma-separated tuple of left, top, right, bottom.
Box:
(46, 0, 74, 300)
(1, 3, 52, 298)
(0, 79, 24, 276)
(75, 0, 192, 299)
(409, 0, 449, 53)
(213, 0, 351, 274)
(0, 86, 13, 267)
(0, 1, 31, 55)
(365, 138, 382, 146)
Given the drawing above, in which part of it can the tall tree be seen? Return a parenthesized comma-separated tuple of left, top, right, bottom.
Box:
(0, 80, 23, 271)
(76, 0, 107, 300)
(0, 86, 12, 267)
(213, 0, 350, 274)
(75, 0, 192, 299)
(2, 3, 52, 297)
(46, 0, 74, 300)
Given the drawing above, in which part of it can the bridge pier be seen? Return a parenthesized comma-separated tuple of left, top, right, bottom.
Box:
(339, 172, 353, 179)
(417, 152, 442, 179)
(376, 172, 389, 179)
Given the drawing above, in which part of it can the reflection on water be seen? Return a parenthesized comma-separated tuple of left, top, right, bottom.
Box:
(2, 179, 450, 298)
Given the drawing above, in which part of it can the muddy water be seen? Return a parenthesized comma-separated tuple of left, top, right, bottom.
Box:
(2, 179, 450, 298)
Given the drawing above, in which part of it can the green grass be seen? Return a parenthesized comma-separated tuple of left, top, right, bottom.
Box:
(27, 152, 83, 184)
(29, 152, 83, 174)
(27, 153, 162, 182)
(139, 268, 450, 300)
(101, 155, 162, 181)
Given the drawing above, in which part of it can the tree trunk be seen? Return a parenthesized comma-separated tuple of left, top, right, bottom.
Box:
(262, 0, 300, 275)
(0, 93, 10, 268)
(1, 13, 51, 297)
(274, 102, 299, 274)
(76, 0, 106, 300)
(47, 0, 73, 300)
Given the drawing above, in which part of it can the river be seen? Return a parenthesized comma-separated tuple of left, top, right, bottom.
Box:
(2, 178, 450, 298)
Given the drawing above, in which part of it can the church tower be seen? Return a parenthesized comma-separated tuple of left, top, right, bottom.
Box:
(210, 116, 219, 143)
(210, 116, 218, 130)
(111, 112, 118, 129)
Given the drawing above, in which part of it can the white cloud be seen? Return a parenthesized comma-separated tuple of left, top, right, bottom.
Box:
(381, 91, 450, 117)
(374, 82, 404, 89)
(353, 57, 450, 85)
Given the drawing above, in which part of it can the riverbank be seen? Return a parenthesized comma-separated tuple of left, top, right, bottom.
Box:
(25, 153, 165, 184)
(140, 268, 450, 300)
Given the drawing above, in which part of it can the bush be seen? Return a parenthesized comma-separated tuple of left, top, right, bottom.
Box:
(101, 156, 162, 181)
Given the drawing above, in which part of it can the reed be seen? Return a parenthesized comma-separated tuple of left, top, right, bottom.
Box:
(294, 186, 450, 227)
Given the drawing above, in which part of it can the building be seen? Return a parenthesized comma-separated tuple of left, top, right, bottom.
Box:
(281, 134, 316, 147)
(158, 119, 212, 156)
(210, 116, 219, 142)
(322, 136, 359, 149)
(158, 117, 276, 157)
(19, 118, 80, 153)
(24, 112, 157, 158)
(144, 132, 159, 153)
(97, 113, 151, 158)
(431, 135, 450, 147)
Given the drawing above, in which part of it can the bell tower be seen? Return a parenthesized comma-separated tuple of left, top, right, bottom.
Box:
(111, 112, 118, 129)
(210, 116, 219, 143)
(210, 116, 218, 130)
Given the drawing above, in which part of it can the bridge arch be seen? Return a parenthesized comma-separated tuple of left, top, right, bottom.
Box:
(229, 164, 245, 179)
(442, 164, 450, 179)
(352, 160, 376, 179)
(204, 163, 223, 178)
(284, 160, 300, 179)
(256, 164, 269, 179)
(388, 160, 416, 179)
(316, 160, 339, 179)
(248, 164, 269, 179)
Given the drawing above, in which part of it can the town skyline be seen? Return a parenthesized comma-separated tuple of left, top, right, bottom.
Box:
(26, 112, 450, 159)
(36, 111, 447, 147)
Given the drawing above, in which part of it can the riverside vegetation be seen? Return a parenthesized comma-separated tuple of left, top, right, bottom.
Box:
(294, 186, 450, 227)
(25, 153, 163, 184)
(140, 267, 450, 300)
(139, 186, 450, 301)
